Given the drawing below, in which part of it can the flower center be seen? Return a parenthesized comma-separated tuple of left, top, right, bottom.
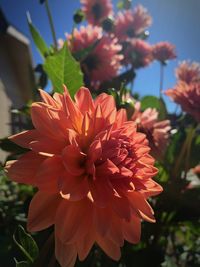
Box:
(92, 3, 103, 21)
(83, 54, 99, 71)
(126, 28, 135, 38)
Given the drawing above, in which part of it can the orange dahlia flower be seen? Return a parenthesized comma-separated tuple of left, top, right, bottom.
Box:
(6, 86, 162, 267)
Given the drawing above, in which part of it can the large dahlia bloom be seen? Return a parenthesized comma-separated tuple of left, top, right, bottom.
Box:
(123, 39, 153, 68)
(176, 61, 200, 84)
(81, 0, 113, 26)
(152, 42, 176, 63)
(131, 102, 171, 158)
(68, 25, 123, 88)
(115, 5, 152, 41)
(6, 86, 162, 267)
(165, 82, 200, 123)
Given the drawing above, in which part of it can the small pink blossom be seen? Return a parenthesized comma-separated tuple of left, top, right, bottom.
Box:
(152, 42, 176, 63)
(67, 25, 123, 88)
(81, 0, 113, 25)
(131, 102, 171, 158)
(115, 5, 152, 41)
(123, 39, 153, 68)
(176, 61, 200, 84)
(165, 82, 200, 123)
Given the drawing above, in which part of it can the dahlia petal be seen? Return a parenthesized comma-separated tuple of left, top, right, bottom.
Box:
(96, 234, 121, 261)
(77, 228, 95, 261)
(88, 139, 102, 162)
(29, 137, 65, 154)
(93, 105, 106, 134)
(31, 103, 65, 139)
(60, 176, 89, 201)
(5, 151, 45, 185)
(95, 93, 116, 118)
(89, 178, 113, 207)
(128, 191, 155, 223)
(62, 145, 86, 176)
(9, 129, 40, 148)
(96, 159, 119, 176)
(39, 89, 59, 108)
(94, 206, 110, 236)
(123, 215, 141, 244)
(142, 179, 163, 197)
(75, 87, 94, 114)
(55, 199, 92, 244)
(108, 215, 124, 246)
(115, 122, 136, 138)
(59, 171, 85, 196)
(55, 237, 77, 267)
(111, 195, 131, 221)
(36, 155, 64, 192)
(115, 109, 127, 128)
(63, 93, 83, 133)
(27, 191, 60, 232)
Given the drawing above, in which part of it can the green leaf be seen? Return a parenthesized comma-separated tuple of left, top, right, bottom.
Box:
(73, 40, 99, 61)
(27, 14, 49, 58)
(13, 225, 39, 264)
(43, 42, 84, 96)
(141, 95, 167, 119)
(0, 138, 28, 153)
(14, 259, 30, 267)
(141, 95, 160, 111)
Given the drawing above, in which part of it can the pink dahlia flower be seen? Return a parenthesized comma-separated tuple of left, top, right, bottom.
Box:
(81, 0, 113, 25)
(165, 82, 200, 123)
(6, 86, 162, 267)
(176, 61, 200, 84)
(131, 102, 171, 158)
(123, 39, 153, 68)
(68, 25, 123, 88)
(115, 5, 152, 41)
(152, 42, 176, 63)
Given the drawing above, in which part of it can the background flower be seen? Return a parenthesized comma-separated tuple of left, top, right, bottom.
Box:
(80, 0, 113, 25)
(176, 60, 200, 84)
(165, 82, 200, 123)
(152, 41, 176, 64)
(67, 25, 123, 88)
(115, 5, 152, 41)
(122, 39, 153, 68)
(131, 102, 171, 158)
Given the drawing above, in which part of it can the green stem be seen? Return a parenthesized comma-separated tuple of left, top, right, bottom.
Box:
(173, 127, 196, 178)
(159, 63, 164, 98)
(45, 0, 57, 50)
(183, 127, 196, 179)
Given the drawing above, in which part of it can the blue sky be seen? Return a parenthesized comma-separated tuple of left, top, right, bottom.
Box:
(1, 0, 200, 112)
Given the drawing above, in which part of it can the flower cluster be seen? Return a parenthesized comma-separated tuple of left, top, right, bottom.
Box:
(6, 86, 162, 267)
(58, 0, 176, 89)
